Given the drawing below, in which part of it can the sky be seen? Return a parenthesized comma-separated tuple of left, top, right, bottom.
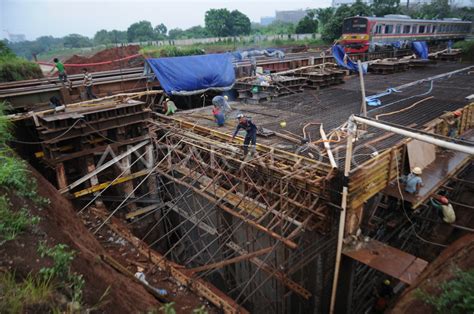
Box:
(1, 0, 332, 40)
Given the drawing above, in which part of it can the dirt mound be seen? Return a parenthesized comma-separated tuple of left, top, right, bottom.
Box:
(389, 233, 474, 313)
(64, 45, 143, 74)
(0, 166, 159, 312)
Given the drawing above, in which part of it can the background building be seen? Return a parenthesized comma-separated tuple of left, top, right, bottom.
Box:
(275, 9, 308, 24)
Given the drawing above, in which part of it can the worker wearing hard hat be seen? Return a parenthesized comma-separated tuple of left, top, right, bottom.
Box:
(232, 114, 257, 156)
(404, 167, 424, 195)
(212, 95, 232, 116)
(442, 110, 462, 138)
(163, 98, 177, 116)
(430, 195, 456, 224)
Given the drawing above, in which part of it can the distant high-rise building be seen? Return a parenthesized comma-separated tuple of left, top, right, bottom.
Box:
(260, 16, 276, 26)
(8, 33, 26, 43)
(400, 0, 474, 7)
(275, 10, 308, 24)
(332, 0, 372, 7)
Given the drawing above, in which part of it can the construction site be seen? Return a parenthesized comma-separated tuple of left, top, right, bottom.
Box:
(1, 44, 473, 313)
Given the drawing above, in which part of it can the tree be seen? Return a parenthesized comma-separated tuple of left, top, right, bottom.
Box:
(168, 28, 185, 40)
(109, 30, 128, 43)
(229, 10, 251, 36)
(154, 23, 168, 40)
(322, 1, 373, 42)
(372, 0, 401, 17)
(94, 29, 112, 45)
(205, 9, 232, 37)
(127, 20, 155, 42)
(315, 7, 335, 32)
(295, 11, 319, 33)
(63, 34, 92, 48)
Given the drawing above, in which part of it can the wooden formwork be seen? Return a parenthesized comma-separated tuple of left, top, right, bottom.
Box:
(347, 102, 474, 214)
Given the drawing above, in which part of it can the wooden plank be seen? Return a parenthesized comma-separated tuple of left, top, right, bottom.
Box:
(343, 238, 428, 285)
(125, 204, 160, 220)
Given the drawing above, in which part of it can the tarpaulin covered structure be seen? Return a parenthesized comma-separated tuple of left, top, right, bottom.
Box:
(332, 45, 366, 73)
(411, 41, 429, 60)
(146, 53, 235, 95)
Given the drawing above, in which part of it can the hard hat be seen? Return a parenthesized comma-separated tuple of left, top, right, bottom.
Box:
(454, 111, 461, 117)
(224, 95, 229, 100)
(137, 266, 145, 272)
(280, 121, 287, 128)
(383, 279, 391, 286)
(165, 98, 170, 101)
(439, 196, 449, 205)
(237, 113, 244, 119)
(412, 167, 422, 175)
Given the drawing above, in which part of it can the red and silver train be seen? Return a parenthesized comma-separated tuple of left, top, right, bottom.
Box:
(339, 15, 472, 53)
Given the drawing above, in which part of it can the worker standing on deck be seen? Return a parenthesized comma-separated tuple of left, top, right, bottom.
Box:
(443, 111, 462, 138)
(250, 56, 257, 76)
(403, 167, 424, 195)
(82, 68, 97, 100)
(163, 98, 177, 116)
(212, 95, 232, 116)
(50, 58, 72, 89)
(430, 195, 456, 224)
(232, 114, 257, 156)
(212, 104, 225, 127)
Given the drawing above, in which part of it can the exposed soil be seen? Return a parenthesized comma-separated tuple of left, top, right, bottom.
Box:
(64, 45, 144, 74)
(0, 165, 210, 313)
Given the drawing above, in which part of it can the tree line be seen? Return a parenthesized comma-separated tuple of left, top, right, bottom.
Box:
(4, 1, 474, 60)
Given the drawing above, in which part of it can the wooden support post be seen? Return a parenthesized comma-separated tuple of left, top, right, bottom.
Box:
(345, 205, 363, 236)
(120, 154, 137, 211)
(55, 162, 68, 190)
(357, 60, 367, 119)
(86, 156, 104, 207)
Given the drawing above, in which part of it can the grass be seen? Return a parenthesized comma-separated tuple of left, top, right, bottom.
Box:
(36, 46, 106, 62)
(0, 196, 40, 244)
(139, 37, 327, 58)
(453, 40, 474, 63)
(416, 268, 474, 313)
(0, 55, 43, 83)
(0, 271, 55, 313)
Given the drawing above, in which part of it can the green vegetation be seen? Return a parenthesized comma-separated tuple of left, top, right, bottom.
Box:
(454, 40, 474, 62)
(416, 268, 474, 313)
(0, 41, 43, 82)
(0, 197, 39, 244)
(295, 11, 319, 34)
(38, 242, 85, 304)
(141, 46, 205, 58)
(204, 9, 251, 37)
(0, 272, 55, 313)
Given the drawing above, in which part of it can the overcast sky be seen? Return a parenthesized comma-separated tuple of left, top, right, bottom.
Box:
(1, 0, 331, 40)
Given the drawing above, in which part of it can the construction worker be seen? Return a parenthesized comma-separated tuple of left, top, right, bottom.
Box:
(403, 167, 424, 195)
(163, 98, 177, 116)
(430, 195, 456, 224)
(134, 266, 168, 297)
(232, 114, 257, 156)
(212, 95, 232, 116)
(212, 104, 225, 127)
(250, 56, 257, 76)
(444, 111, 462, 138)
(50, 58, 72, 89)
(82, 68, 97, 100)
(373, 279, 393, 313)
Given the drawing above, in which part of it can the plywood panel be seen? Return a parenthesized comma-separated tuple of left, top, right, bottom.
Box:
(407, 139, 436, 170)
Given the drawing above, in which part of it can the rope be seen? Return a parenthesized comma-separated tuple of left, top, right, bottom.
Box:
(375, 96, 434, 120)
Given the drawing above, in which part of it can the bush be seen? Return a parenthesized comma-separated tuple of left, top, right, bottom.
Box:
(141, 45, 205, 57)
(453, 40, 474, 63)
(0, 197, 40, 243)
(416, 268, 474, 313)
(0, 42, 42, 82)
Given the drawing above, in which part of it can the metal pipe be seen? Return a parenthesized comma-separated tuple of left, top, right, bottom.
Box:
(351, 115, 474, 155)
(330, 124, 355, 314)
(320, 124, 338, 169)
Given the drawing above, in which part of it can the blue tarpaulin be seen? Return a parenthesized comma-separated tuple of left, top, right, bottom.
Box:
(146, 53, 236, 95)
(411, 41, 429, 60)
(332, 45, 366, 73)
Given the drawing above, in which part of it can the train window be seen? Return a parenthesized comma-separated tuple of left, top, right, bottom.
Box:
(426, 25, 431, 33)
(432, 25, 437, 33)
(375, 24, 383, 34)
(396, 24, 401, 33)
(419, 25, 425, 33)
(412, 25, 418, 33)
(343, 18, 368, 34)
(403, 25, 411, 33)
(385, 25, 394, 34)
